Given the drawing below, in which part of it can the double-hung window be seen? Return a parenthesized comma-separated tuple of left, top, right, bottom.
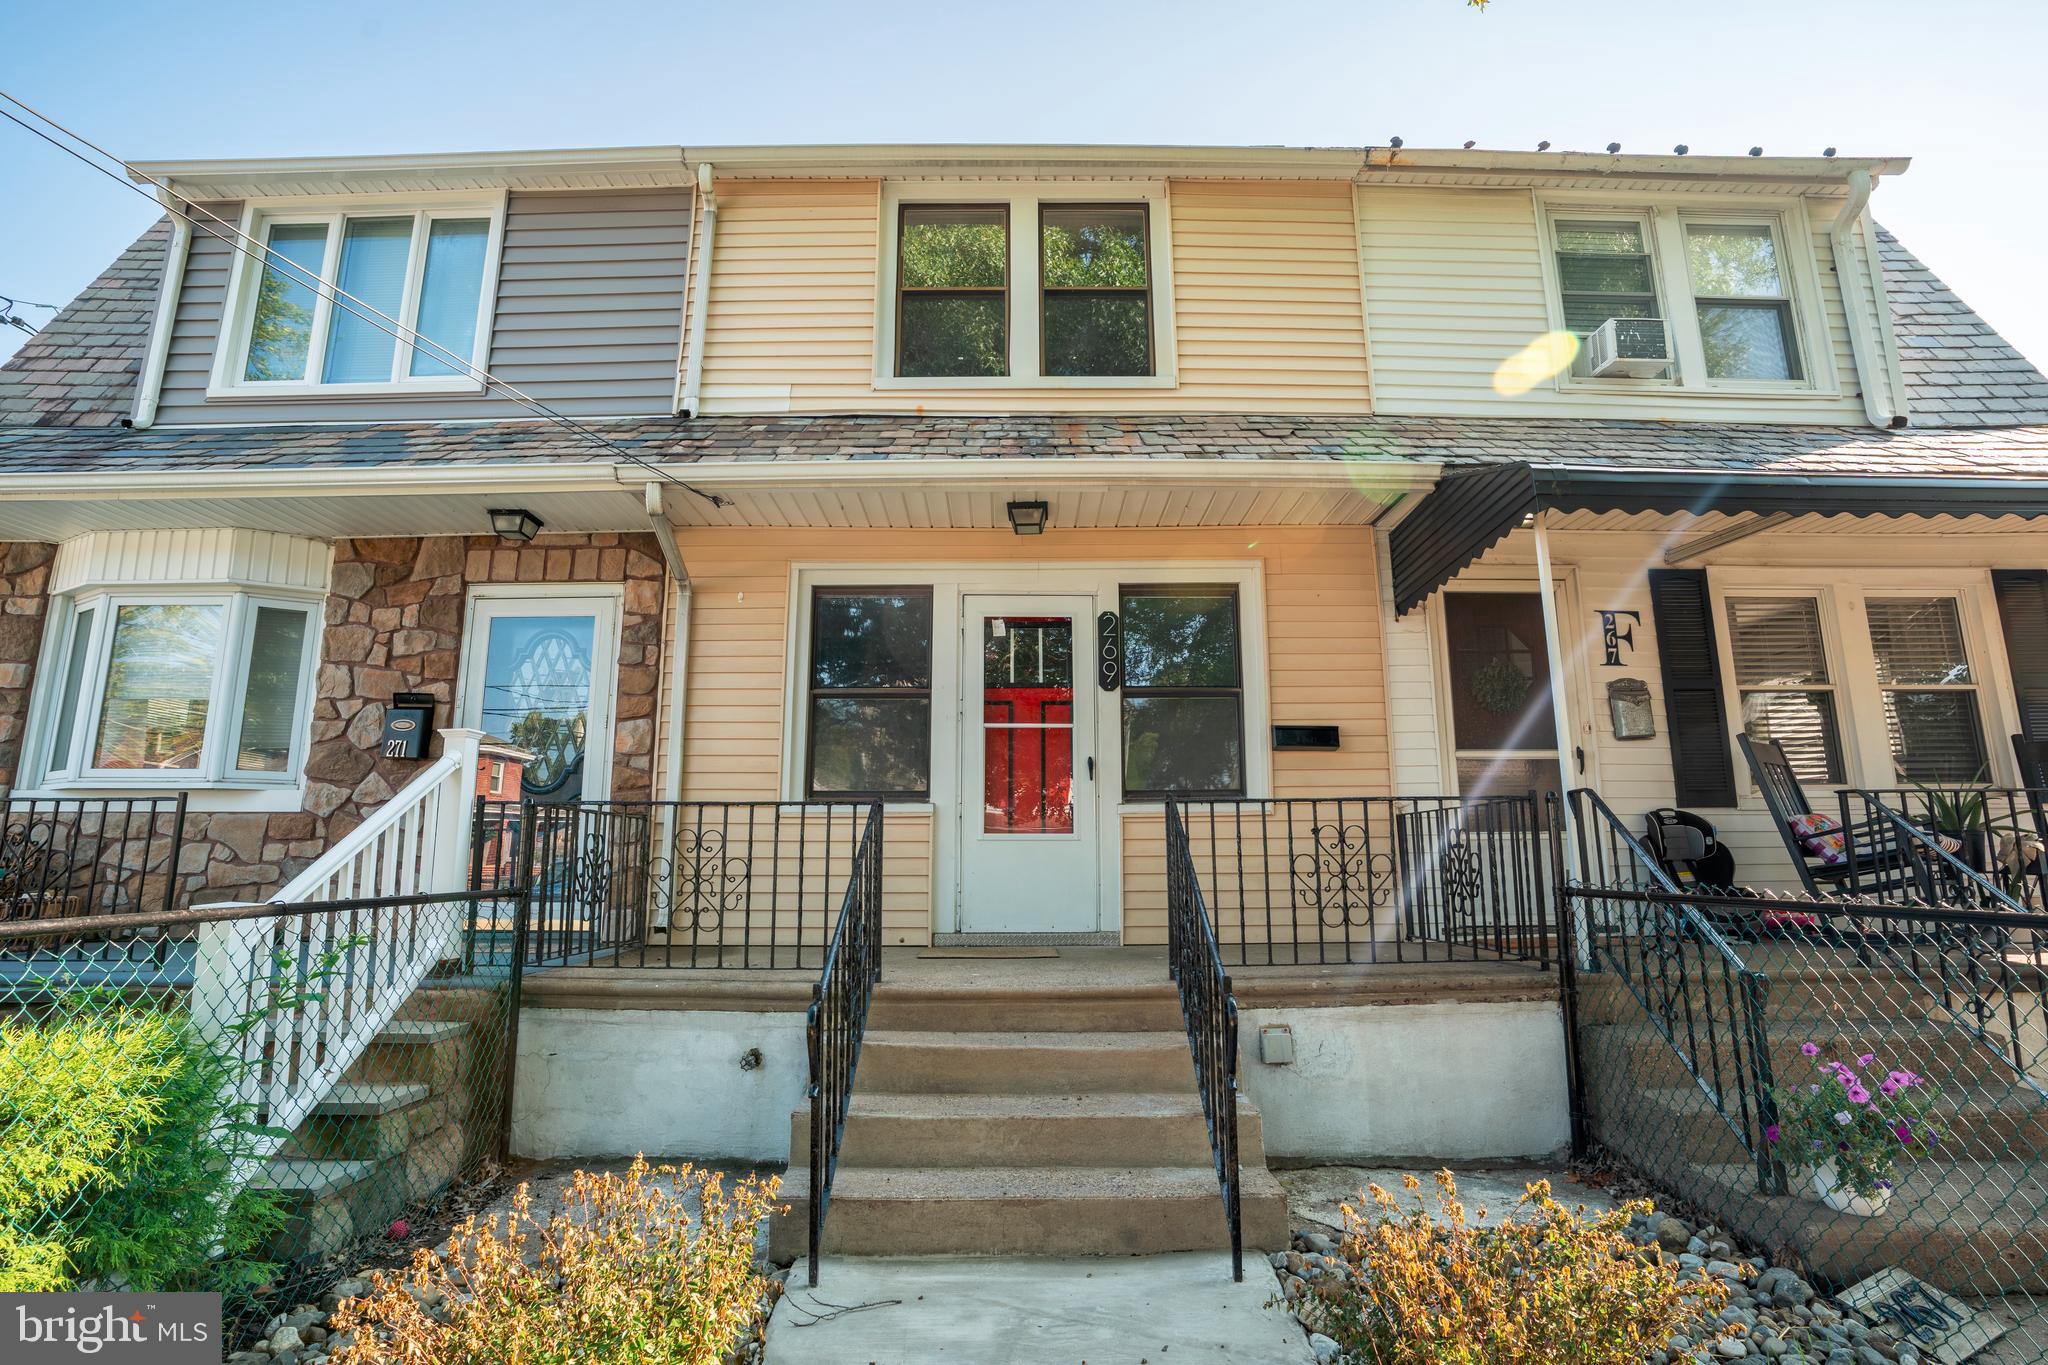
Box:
(1725, 597, 1843, 785)
(219, 201, 502, 395)
(887, 187, 1163, 384)
(805, 588, 934, 800)
(36, 592, 320, 787)
(1866, 597, 1988, 783)
(1686, 223, 1802, 382)
(1546, 204, 1813, 388)
(1119, 586, 1244, 799)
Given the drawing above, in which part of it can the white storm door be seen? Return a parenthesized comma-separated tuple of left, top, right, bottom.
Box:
(458, 590, 621, 802)
(957, 595, 1099, 933)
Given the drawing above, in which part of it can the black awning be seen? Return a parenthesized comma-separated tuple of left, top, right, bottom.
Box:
(1387, 463, 2048, 617)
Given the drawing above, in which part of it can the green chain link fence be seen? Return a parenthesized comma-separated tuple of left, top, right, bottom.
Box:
(1564, 792, 2048, 1363)
(0, 890, 524, 1341)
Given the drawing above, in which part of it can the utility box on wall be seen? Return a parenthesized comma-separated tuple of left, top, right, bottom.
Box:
(382, 692, 436, 760)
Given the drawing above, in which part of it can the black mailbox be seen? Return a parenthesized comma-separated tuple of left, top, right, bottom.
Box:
(382, 692, 436, 760)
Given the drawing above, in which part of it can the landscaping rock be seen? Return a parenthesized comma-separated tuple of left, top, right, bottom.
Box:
(1309, 1332, 1340, 1361)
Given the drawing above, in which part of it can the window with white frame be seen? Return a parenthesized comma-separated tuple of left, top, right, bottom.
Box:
(35, 592, 320, 787)
(882, 186, 1166, 385)
(219, 203, 501, 394)
(1546, 204, 1811, 388)
(1724, 596, 1843, 785)
(1866, 596, 1988, 783)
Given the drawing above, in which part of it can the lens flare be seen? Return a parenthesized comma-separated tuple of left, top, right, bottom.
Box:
(1492, 331, 1581, 397)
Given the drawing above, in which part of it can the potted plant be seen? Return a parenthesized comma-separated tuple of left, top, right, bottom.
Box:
(1767, 1043, 1939, 1216)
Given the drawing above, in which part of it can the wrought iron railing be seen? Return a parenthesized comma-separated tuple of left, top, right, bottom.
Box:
(1841, 786, 2047, 911)
(1164, 797, 1243, 1282)
(472, 798, 875, 969)
(805, 803, 883, 1285)
(0, 794, 189, 925)
(1171, 794, 1552, 967)
(1564, 788, 1782, 1194)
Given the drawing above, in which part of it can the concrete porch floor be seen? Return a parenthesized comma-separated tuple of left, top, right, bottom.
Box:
(518, 943, 1559, 1012)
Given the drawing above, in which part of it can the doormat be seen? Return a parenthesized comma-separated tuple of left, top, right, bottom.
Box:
(915, 947, 1060, 959)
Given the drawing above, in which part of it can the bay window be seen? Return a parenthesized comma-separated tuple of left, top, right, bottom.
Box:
(805, 588, 934, 800)
(217, 200, 502, 396)
(1119, 586, 1244, 799)
(35, 592, 320, 787)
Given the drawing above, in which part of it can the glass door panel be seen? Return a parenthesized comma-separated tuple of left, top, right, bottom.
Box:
(981, 616, 1075, 833)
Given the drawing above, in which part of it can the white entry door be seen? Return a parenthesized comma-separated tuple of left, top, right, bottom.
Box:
(958, 595, 1099, 934)
(458, 590, 621, 802)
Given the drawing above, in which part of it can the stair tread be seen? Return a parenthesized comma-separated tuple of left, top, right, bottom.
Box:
(842, 1091, 1240, 1120)
(866, 1030, 1187, 1051)
(253, 1158, 377, 1198)
(313, 1082, 430, 1117)
(378, 1019, 469, 1043)
(783, 1163, 1283, 1202)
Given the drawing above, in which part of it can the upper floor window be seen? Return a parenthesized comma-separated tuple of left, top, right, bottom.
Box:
(1041, 206, 1152, 377)
(34, 592, 320, 788)
(880, 184, 1171, 388)
(1685, 224, 1801, 382)
(215, 199, 504, 397)
(1543, 203, 1815, 391)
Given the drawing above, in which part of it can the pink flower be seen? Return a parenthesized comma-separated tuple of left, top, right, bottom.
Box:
(1765, 1124, 1782, 1143)
(1845, 1085, 1872, 1105)
(1801, 1042, 1821, 1057)
(1857, 1053, 1875, 1067)
(1894, 1123, 1914, 1145)
(1879, 1079, 1900, 1098)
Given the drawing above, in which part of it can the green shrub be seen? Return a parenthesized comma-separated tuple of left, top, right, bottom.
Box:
(0, 993, 285, 1297)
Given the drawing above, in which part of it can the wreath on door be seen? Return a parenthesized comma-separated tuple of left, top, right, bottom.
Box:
(1468, 656, 1534, 717)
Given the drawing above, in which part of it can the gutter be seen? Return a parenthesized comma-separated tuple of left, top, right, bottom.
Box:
(1829, 169, 1907, 429)
(678, 163, 717, 418)
(130, 189, 193, 429)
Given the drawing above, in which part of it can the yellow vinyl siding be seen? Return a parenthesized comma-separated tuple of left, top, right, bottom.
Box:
(661, 525, 1390, 943)
(694, 179, 1370, 414)
(1356, 184, 1870, 424)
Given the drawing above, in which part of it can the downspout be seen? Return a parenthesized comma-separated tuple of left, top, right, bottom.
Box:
(677, 162, 717, 417)
(1829, 169, 1905, 429)
(131, 188, 193, 429)
(645, 483, 692, 811)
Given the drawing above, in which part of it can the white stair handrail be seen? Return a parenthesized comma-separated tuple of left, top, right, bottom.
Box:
(197, 728, 485, 1194)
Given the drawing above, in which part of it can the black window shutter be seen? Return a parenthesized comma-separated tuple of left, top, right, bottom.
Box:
(1648, 568, 1737, 808)
(1993, 570, 2048, 744)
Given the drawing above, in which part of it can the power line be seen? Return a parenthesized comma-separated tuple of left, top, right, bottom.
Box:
(0, 291, 58, 336)
(0, 91, 729, 510)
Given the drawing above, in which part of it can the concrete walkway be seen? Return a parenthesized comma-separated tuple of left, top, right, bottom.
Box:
(764, 1253, 1313, 1364)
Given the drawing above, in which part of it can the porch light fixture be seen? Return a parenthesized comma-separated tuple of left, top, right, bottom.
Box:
(1006, 500, 1049, 536)
(488, 508, 545, 543)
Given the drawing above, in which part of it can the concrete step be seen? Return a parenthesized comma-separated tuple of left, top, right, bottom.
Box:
(1582, 1019, 2034, 1093)
(789, 1092, 1265, 1170)
(867, 987, 1186, 1033)
(347, 1017, 473, 1092)
(253, 1157, 404, 1260)
(1608, 1083, 2048, 1168)
(280, 1082, 443, 1163)
(857, 1030, 1195, 1095)
(768, 1163, 1290, 1260)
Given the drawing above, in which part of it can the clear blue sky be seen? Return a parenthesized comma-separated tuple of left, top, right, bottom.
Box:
(4, 0, 2044, 367)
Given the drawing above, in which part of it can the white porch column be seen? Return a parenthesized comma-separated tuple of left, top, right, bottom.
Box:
(1529, 513, 1587, 964)
(432, 727, 487, 894)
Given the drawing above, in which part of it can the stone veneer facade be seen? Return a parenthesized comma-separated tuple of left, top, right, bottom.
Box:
(0, 532, 666, 904)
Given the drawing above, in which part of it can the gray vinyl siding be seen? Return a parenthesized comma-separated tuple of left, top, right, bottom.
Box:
(152, 188, 689, 424)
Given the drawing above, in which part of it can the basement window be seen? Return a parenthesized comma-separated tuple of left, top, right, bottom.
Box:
(214, 200, 504, 398)
(33, 592, 321, 788)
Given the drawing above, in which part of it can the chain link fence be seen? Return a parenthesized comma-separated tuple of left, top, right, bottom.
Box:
(0, 891, 522, 1339)
(1565, 793, 2048, 1362)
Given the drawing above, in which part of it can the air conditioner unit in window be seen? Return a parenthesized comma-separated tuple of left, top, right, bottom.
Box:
(1585, 317, 1672, 378)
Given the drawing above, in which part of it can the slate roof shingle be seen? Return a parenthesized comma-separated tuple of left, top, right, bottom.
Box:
(1875, 226, 2048, 428)
(0, 219, 167, 428)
